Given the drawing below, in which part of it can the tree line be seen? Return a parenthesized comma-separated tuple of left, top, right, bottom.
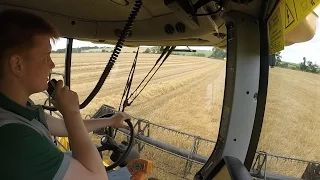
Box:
(143, 46, 226, 60)
(52, 46, 106, 53)
(272, 52, 319, 74)
(53, 45, 227, 60)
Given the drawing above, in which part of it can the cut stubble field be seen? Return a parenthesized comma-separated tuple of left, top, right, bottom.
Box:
(31, 53, 320, 179)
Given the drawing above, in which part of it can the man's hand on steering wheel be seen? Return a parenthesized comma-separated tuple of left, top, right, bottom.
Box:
(97, 111, 136, 171)
(109, 112, 131, 129)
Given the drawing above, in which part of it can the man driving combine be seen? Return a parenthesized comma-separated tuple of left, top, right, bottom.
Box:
(0, 10, 131, 180)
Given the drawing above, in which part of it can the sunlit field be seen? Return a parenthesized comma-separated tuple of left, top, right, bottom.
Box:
(257, 67, 320, 178)
(30, 53, 320, 179)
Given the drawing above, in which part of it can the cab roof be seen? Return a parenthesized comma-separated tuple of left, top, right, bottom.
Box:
(0, 0, 316, 48)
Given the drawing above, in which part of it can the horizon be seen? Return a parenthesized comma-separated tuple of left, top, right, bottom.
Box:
(52, 6, 320, 65)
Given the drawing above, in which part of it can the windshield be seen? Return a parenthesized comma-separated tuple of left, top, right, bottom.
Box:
(29, 12, 320, 179)
(36, 42, 226, 179)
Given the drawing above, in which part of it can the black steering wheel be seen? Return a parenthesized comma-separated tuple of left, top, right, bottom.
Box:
(96, 119, 135, 171)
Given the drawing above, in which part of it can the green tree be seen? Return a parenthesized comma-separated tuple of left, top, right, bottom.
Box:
(193, 53, 206, 57)
(299, 57, 308, 71)
(55, 49, 65, 53)
(209, 47, 226, 59)
(306, 61, 319, 73)
(299, 57, 319, 74)
(279, 62, 289, 68)
(151, 46, 161, 54)
(144, 48, 151, 53)
(102, 49, 106, 52)
(275, 52, 282, 66)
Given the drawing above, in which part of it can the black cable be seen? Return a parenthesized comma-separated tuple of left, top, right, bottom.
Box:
(118, 46, 171, 111)
(118, 47, 140, 112)
(42, 0, 143, 111)
(113, 48, 139, 139)
(113, 46, 175, 138)
(127, 46, 176, 105)
(80, 0, 142, 109)
(127, 46, 170, 100)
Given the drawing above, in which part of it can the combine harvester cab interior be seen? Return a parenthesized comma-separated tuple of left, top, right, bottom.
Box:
(0, 0, 319, 179)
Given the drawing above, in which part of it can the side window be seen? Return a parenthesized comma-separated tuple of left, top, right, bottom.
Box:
(254, 9, 320, 178)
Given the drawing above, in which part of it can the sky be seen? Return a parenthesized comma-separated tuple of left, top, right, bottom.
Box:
(52, 6, 320, 65)
(281, 6, 320, 64)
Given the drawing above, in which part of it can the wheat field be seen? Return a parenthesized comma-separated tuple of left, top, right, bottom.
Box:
(30, 53, 320, 179)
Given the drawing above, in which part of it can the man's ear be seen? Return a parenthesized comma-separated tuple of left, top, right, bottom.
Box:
(8, 55, 24, 78)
